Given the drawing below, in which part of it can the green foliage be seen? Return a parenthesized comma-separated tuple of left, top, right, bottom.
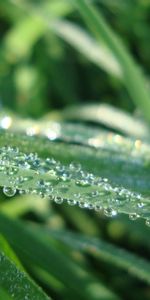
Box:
(0, 1, 150, 300)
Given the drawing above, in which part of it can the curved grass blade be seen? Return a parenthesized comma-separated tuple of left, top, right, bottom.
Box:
(3, 0, 73, 61)
(0, 111, 150, 162)
(7, 0, 122, 79)
(61, 104, 149, 139)
(51, 20, 122, 78)
(72, 0, 150, 123)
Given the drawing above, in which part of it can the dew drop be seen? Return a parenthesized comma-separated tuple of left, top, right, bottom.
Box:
(129, 213, 140, 221)
(18, 189, 26, 195)
(5, 166, 18, 176)
(137, 202, 145, 209)
(91, 191, 99, 198)
(94, 204, 102, 212)
(67, 199, 77, 206)
(54, 196, 63, 204)
(3, 186, 16, 197)
(104, 207, 117, 217)
(78, 201, 89, 208)
(145, 218, 150, 227)
(87, 203, 94, 210)
(73, 193, 81, 199)
(75, 179, 90, 187)
(0, 166, 5, 172)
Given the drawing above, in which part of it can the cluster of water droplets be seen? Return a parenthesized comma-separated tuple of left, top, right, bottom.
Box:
(0, 146, 150, 226)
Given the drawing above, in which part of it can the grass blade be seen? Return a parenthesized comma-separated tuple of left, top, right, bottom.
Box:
(71, 0, 150, 123)
(50, 229, 150, 284)
(0, 213, 120, 300)
(0, 250, 51, 300)
(51, 20, 122, 78)
(0, 134, 149, 221)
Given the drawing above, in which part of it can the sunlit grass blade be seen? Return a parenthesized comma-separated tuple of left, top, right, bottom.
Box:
(71, 0, 150, 123)
(3, 0, 73, 61)
(0, 213, 120, 300)
(61, 103, 149, 139)
(51, 20, 122, 78)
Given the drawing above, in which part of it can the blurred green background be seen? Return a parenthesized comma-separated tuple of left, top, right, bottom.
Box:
(1, 0, 150, 117)
(0, 1, 150, 300)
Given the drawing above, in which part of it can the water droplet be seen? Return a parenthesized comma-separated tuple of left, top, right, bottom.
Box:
(104, 207, 117, 217)
(91, 191, 99, 198)
(4, 166, 18, 176)
(54, 196, 63, 204)
(87, 203, 94, 210)
(3, 186, 16, 197)
(137, 202, 145, 209)
(0, 166, 5, 172)
(129, 213, 140, 221)
(94, 204, 102, 212)
(145, 218, 150, 227)
(58, 171, 71, 181)
(76, 180, 90, 187)
(18, 189, 26, 195)
(73, 193, 81, 199)
(69, 163, 81, 172)
(67, 199, 77, 206)
(78, 201, 89, 208)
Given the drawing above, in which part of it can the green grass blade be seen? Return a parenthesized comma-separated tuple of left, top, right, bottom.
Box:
(0, 129, 150, 194)
(61, 104, 149, 139)
(0, 288, 12, 300)
(0, 234, 24, 271)
(51, 20, 122, 78)
(50, 230, 150, 284)
(0, 213, 120, 300)
(0, 250, 51, 300)
(71, 0, 150, 123)
(0, 132, 149, 221)
(3, 0, 73, 61)
(7, 0, 122, 79)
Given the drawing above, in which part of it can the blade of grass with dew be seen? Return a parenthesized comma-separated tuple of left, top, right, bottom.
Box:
(0, 213, 120, 300)
(0, 128, 150, 198)
(71, 0, 150, 123)
(0, 129, 150, 194)
(0, 132, 150, 220)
